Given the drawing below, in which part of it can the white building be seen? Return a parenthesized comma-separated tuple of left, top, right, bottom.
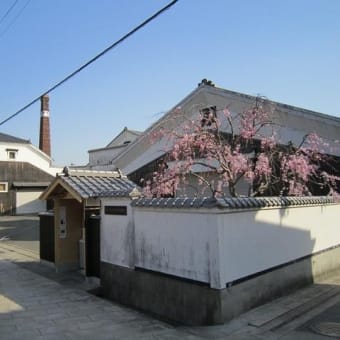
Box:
(0, 132, 62, 214)
(87, 127, 142, 171)
(111, 80, 340, 196)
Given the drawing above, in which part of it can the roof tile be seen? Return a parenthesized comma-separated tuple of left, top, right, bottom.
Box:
(132, 196, 337, 209)
(60, 170, 139, 198)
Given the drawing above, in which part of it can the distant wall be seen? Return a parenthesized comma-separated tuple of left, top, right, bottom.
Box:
(88, 146, 125, 167)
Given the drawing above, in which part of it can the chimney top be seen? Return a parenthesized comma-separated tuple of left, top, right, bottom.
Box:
(41, 94, 49, 117)
(39, 95, 51, 157)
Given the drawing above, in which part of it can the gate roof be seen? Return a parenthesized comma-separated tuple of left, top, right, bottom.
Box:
(40, 167, 140, 202)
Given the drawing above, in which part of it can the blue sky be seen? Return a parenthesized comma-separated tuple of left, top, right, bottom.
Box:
(0, 0, 339, 166)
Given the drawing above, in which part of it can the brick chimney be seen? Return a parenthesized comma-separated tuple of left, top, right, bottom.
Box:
(39, 94, 51, 157)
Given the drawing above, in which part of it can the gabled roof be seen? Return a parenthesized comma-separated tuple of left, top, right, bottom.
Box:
(0, 132, 30, 144)
(40, 168, 140, 202)
(113, 82, 340, 175)
(106, 127, 142, 148)
(88, 127, 142, 154)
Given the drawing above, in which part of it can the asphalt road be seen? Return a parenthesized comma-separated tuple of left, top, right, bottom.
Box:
(0, 215, 39, 254)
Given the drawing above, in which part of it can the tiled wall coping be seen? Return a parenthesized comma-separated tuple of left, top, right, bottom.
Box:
(132, 196, 337, 209)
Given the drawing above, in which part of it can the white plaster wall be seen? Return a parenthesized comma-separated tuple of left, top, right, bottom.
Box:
(89, 147, 125, 166)
(134, 210, 216, 283)
(89, 130, 140, 167)
(133, 203, 340, 289)
(107, 130, 139, 147)
(100, 197, 134, 268)
(16, 190, 46, 214)
(217, 204, 340, 286)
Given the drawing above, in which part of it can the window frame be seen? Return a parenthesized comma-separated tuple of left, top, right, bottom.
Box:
(0, 182, 8, 193)
(104, 205, 127, 216)
(6, 148, 18, 160)
(200, 106, 217, 127)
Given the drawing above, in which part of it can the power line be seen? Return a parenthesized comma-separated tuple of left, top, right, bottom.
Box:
(0, 0, 31, 39)
(0, 0, 178, 127)
(0, 0, 18, 25)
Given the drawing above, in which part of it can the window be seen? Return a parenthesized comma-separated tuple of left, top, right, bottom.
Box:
(8, 151, 16, 159)
(200, 106, 217, 127)
(0, 182, 8, 193)
(6, 149, 18, 160)
(104, 206, 127, 215)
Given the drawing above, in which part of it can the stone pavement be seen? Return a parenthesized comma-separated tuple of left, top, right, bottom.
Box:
(2, 243, 340, 340)
(0, 215, 39, 254)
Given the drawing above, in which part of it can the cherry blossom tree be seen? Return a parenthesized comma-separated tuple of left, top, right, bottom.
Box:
(141, 99, 340, 198)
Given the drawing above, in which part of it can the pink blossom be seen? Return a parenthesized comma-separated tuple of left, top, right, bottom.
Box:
(255, 153, 271, 177)
(142, 102, 340, 198)
(223, 108, 231, 118)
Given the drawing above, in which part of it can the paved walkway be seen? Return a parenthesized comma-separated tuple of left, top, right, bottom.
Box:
(1, 243, 340, 339)
(0, 215, 39, 254)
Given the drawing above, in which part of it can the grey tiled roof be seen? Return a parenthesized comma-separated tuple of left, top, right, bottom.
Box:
(132, 196, 337, 209)
(0, 132, 30, 144)
(60, 169, 139, 198)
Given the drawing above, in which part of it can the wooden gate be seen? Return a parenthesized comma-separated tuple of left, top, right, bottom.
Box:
(39, 212, 55, 263)
(85, 215, 100, 278)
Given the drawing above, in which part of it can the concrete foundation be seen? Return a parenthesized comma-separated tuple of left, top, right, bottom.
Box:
(100, 245, 340, 325)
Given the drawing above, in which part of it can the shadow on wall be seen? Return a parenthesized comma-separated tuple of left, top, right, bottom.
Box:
(15, 198, 46, 215)
(220, 209, 317, 287)
(132, 207, 319, 287)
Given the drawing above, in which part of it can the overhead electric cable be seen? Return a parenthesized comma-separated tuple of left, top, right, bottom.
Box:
(0, 0, 31, 39)
(0, 0, 19, 25)
(0, 0, 178, 126)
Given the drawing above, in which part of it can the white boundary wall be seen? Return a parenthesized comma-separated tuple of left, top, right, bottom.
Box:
(100, 197, 135, 268)
(132, 203, 340, 289)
